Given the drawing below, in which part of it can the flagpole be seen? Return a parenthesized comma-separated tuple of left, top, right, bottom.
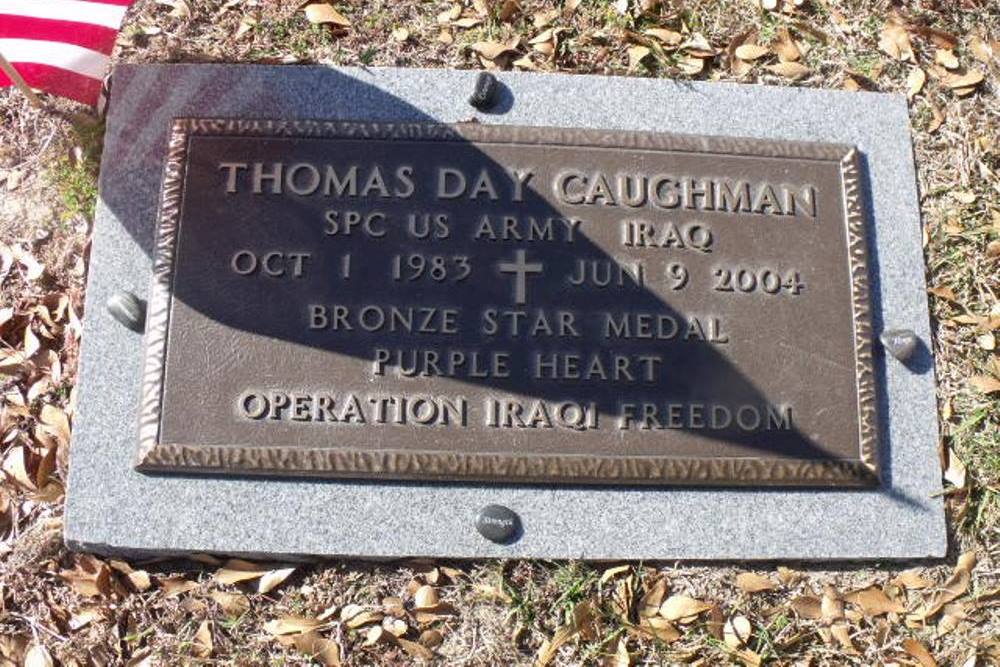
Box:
(0, 51, 42, 108)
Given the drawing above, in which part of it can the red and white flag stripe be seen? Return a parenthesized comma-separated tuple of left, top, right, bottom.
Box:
(0, 0, 133, 105)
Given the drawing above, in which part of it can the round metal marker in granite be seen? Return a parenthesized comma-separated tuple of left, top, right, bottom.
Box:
(468, 72, 499, 110)
(106, 290, 146, 333)
(880, 328, 918, 362)
(476, 504, 521, 544)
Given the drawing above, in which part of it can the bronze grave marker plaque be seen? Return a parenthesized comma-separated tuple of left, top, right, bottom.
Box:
(136, 119, 878, 486)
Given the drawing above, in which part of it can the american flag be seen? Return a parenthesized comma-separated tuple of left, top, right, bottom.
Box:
(0, 0, 134, 105)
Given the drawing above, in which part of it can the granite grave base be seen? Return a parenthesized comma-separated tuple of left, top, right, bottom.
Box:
(65, 64, 945, 560)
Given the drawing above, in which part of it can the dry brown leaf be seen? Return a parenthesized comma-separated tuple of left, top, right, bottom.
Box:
(843, 73, 865, 91)
(396, 636, 435, 660)
(830, 623, 856, 653)
(790, 595, 822, 619)
(723, 615, 751, 649)
(499, 0, 520, 21)
(159, 575, 198, 597)
(927, 100, 946, 132)
(895, 569, 933, 590)
(68, 606, 106, 630)
(0, 245, 12, 285)
(511, 55, 536, 70)
(163, 0, 191, 18)
(879, 17, 914, 62)
(292, 631, 342, 667)
(970, 376, 1000, 394)
(264, 616, 324, 636)
(532, 8, 559, 28)
(912, 551, 976, 620)
(469, 39, 519, 61)
(3, 445, 34, 490)
(382, 617, 408, 637)
(677, 55, 706, 75)
(736, 572, 777, 593)
(643, 28, 682, 46)
(59, 555, 112, 597)
(638, 577, 668, 617)
(341, 604, 383, 629)
(734, 44, 770, 61)
(705, 604, 725, 640)
(609, 576, 634, 623)
(969, 35, 995, 63)
(315, 605, 338, 623)
(215, 558, 270, 585)
(945, 69, 985, 89)
(935, 48, 959, 69)
(681, 33, 717, 57)
(734, 648, 762, 667)
(11, 246, 43, 281)
(765, 61, 810, 80)
(234, 15, 256, 39)
(453, 17, 482, 28)
(420, 629, 443, 648)
(945, 449, 967, 488)
(24, 645, 54, 667)
(210, 590, 250, 616)
(437, 4, 461, 23)
(912, 25, 958, 49)
(258, 567, 296, 594)
(774, 27, 800, 62)
(366, 626, 434, 660)
(39, 404, 70, 445)
(535, 601, 596, 667)
(381, 596, 404, 616)
(530, 28, 553, 46)
(821, 587, 845, 621)
(23, 326, 39, 357)
(109, 560, 151, 592)
(628, 45, 651, 70)
(636, 616, 681, 643)
(937, 601, 966, 636)
(777, 566, 801, 586)
(843, 585, 905, 616)
(953, 191, 977, 204)
(927, 285, 956, 301)
(611, 637, 631, 667)
(907, 67, 926, 101)
(903, 638, 937, 667)
(302, 2, 350, 27)
(659, 595, 712, 621)
(193, 620, 213, 658)
(414, 584, 439, 609)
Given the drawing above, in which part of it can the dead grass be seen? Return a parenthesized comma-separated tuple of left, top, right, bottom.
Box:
(1, 0, 999, 664)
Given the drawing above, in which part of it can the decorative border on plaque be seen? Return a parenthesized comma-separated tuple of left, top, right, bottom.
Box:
(840, 149, 879, 477)
(136, 119, 880, 487)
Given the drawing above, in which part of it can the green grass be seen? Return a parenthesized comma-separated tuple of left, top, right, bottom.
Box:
(48, 118, 103, 224)
(953, 402, 1000, 532)
(550, 563, 597, 619)
(249, 18, 335, 59)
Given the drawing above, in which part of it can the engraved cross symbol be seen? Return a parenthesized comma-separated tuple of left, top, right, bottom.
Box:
(498, 249, 543, 305)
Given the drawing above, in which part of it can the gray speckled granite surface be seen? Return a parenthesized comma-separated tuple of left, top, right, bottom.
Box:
(64, 64, 945, 560)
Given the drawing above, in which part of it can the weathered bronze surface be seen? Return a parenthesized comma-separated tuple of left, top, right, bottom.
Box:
(135, 119, 878, 486)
